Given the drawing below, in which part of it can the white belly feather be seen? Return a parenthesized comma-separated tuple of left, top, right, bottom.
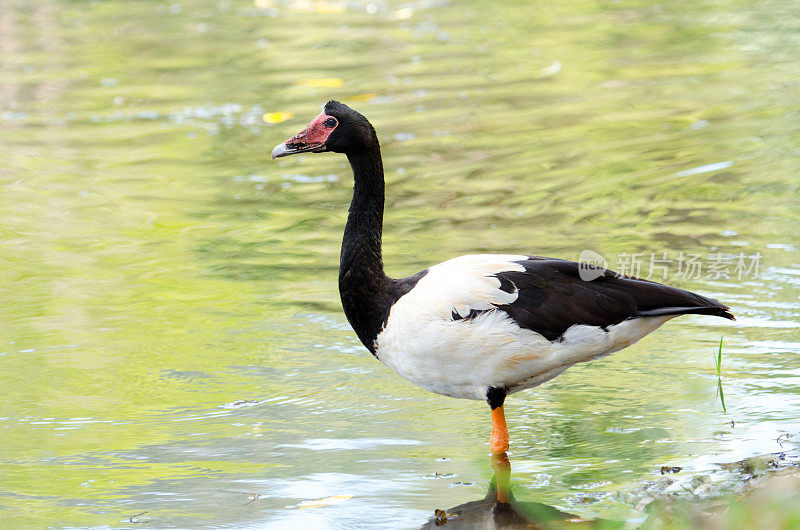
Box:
(373, 254, 673, 400)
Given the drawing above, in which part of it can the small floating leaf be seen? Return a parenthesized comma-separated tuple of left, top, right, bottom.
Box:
(347, 93, 378, 102)
(298, 78, 343, 88)
(263, 111, 294, 124)
(298, 494, 353, 509)
(434, 508, 456, 525)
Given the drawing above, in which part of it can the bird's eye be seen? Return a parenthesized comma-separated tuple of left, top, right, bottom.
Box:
(324, 117, 337, 128)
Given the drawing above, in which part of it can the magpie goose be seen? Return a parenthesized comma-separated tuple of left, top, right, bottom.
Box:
(271, 101, 734, 454)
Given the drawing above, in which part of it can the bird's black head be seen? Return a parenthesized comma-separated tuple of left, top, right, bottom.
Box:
(271, 101, 378, 159)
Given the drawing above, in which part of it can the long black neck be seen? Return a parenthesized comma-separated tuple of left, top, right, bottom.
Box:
(339, 148, 393, 352)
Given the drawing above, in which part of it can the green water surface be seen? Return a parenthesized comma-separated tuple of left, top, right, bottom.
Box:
(1, 0, 799, 527)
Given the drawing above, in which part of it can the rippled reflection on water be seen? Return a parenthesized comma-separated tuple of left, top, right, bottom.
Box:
(1, 0, 798, 527)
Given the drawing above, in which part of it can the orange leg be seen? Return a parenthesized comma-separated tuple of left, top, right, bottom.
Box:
(490, 405, 509, 454)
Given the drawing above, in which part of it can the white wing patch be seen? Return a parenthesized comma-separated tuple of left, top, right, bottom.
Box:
(374, 254, 674, 401)
(419, 254, 527, 319)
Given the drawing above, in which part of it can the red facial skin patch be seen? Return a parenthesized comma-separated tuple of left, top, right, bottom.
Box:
(284, 112, 337, 149)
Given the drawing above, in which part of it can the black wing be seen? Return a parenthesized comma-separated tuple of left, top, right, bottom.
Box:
(484, 257, 734, 341)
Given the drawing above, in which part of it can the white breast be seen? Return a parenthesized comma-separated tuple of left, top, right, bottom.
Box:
(373, 254, 673, 400)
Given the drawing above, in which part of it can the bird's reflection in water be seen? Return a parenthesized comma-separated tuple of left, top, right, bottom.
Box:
(421, 453, 613, 529)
